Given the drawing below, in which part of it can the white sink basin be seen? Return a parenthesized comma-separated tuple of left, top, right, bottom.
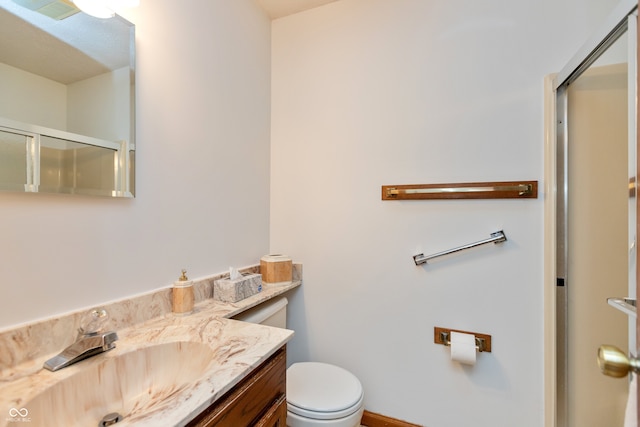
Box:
(22, 341, 214, 427)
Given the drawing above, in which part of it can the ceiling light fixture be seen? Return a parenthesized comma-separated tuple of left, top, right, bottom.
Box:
(73, 0, 139, 19)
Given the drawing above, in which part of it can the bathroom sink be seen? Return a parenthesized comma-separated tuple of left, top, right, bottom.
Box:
(22, 341, 214, 427)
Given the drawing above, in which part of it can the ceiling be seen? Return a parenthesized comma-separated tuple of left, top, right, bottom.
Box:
(0, 0, 337, 85)
(256, 0, 340, 19)
(0, 0, 132, 84)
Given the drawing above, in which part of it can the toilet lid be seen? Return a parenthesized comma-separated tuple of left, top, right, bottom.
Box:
(287, 362, 364, 420)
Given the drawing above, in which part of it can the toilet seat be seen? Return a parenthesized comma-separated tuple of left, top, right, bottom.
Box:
(288, 392, 364, 420)
(287, 362, 364, 421)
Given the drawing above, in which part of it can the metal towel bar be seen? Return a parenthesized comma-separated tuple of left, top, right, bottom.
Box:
(381, 181, 538, 200)
(387, 184, 532, 197)
(413, 230, 507, 266)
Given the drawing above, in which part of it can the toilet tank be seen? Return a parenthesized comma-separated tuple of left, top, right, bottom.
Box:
(232, 297, 288, 328)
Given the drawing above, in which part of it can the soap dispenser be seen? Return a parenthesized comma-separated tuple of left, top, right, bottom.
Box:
(173, 269, 194, 315)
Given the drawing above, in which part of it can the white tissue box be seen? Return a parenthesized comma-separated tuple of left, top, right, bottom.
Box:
(213, 273, 262, 303)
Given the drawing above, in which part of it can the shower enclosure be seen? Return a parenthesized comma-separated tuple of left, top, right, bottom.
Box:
(548, 0, 638, 425)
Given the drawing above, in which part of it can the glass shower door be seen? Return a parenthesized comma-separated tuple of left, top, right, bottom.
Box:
(555, 6, 638, 426)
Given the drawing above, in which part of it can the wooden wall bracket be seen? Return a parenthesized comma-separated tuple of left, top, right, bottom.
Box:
(434, 326, 492, 353)
(382, 180, 538, 200)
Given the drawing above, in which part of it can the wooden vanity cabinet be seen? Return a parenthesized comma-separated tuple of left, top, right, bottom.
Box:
(187, 346, 287, 427)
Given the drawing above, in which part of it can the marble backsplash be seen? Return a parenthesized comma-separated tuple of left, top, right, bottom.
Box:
(0, 263, 302, 376)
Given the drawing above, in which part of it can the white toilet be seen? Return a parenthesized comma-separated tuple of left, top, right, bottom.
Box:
(286, 361, 364, 427)
(233, 297, 365, 427)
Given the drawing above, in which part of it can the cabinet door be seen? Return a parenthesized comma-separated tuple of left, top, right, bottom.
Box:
(187, 347, 286, 427)
(254, 394, 287, 427)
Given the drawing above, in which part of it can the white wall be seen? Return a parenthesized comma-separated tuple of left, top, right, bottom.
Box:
(270, 0, 619, 425)
(67, 67, 131, 143)
(0, 61, 131, 142)
(0, 62, 67, 129)
(0, 0, 271, 328)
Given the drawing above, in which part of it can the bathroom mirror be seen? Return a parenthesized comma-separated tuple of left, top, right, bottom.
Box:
(0, 0, 135, 197)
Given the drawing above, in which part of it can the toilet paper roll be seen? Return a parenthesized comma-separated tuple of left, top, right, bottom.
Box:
(450, 331, 477, 366)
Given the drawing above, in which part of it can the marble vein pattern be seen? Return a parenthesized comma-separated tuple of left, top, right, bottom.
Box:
(0, 263, 300, 374)
(213, 273, 263, 303)
(0, 264, 302, 427)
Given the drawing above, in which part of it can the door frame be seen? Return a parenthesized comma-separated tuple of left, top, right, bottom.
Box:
(543, 1, 638, 426)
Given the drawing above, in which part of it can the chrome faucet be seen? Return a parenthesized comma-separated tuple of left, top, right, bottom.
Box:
(44, 309, 118, 372)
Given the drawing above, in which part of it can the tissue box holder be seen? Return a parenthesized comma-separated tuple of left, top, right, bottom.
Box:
(214, 273, 262, 303)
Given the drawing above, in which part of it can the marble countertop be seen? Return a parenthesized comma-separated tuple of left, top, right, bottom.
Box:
(0, 281, 300, 427)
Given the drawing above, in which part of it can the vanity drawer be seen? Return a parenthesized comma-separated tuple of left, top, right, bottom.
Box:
(254, 394, 287, 427)
(187, 346, 286, 427)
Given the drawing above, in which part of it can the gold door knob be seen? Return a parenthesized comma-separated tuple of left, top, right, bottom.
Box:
(597, 345, 640, 378)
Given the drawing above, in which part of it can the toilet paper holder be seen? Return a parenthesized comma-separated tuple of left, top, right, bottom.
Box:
(434, 327, 492, 353)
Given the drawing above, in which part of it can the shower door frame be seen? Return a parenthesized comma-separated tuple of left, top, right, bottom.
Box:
(544, 0, 638, 426)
